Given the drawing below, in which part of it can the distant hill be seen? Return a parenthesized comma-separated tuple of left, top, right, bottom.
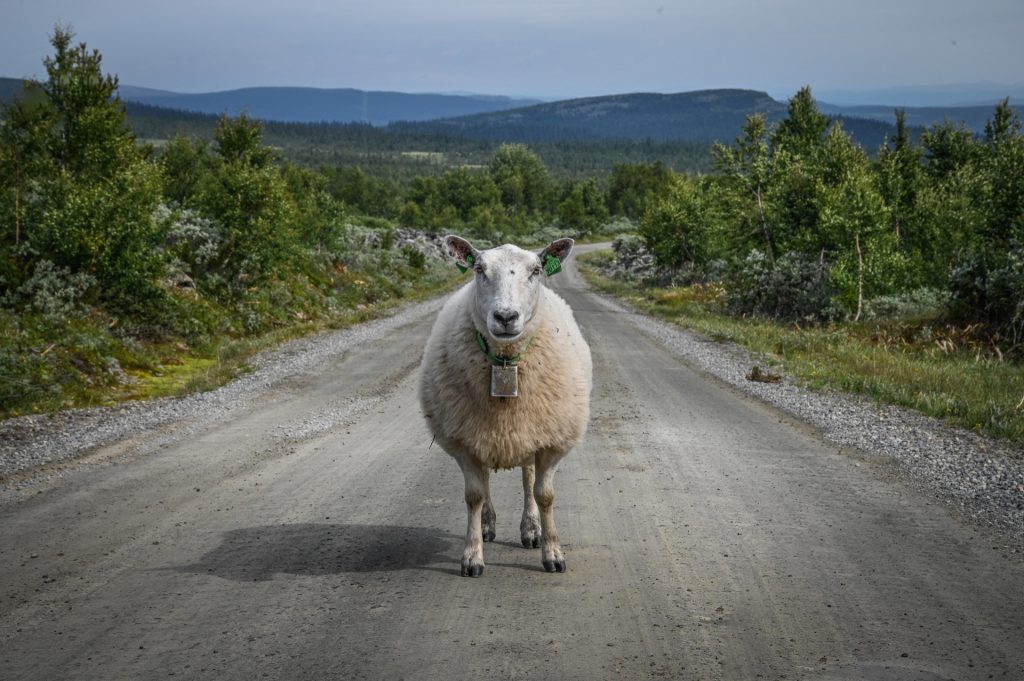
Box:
(394, 88, 1024, 149)
(114, 85, 542, 125)
(119, 100, 716, 177)
(117, 84, 181, 100)
(0, 77, 27, 102)
(819, 102, 1023, 135)
(392, 89, 913, 150)
(4, 76, 1017, 153)
(393, 90, 787, 143)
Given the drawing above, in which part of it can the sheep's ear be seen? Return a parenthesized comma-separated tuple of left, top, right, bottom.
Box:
(444, 235, 479, 273)
(538, 238, 574, 276)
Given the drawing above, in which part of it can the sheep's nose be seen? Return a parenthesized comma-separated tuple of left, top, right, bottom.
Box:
(493, 310, 520, 326)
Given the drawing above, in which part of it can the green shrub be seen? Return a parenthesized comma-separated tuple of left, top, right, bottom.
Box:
(726, 250, 837, 322)
(861, 288, 948, 321)
(159, 206, 221, 284)
(948, 246, 1024, 349)
(403, 246, 427, 269)
(640, 175, 715, 270)
(3, 259, 96, 318)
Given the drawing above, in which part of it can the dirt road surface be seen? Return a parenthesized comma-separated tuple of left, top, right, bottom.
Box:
(2, 246, 1023, 680)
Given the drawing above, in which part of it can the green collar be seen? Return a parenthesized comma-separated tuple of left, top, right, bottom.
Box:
(476, 330, 532, 366)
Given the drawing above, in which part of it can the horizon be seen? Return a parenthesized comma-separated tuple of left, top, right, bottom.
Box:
(14, 79, 1024, 111)
(3, 1, 1023, 107)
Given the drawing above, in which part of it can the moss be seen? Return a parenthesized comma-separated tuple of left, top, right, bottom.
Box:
(119, 356, 219, 401)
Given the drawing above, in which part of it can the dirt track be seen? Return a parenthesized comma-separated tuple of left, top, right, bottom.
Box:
(2, 246, 1023, 680)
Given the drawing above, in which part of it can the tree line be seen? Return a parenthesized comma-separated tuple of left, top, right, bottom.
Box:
(0, 30, 678, 328)
(124, 99, 714, 181)
(0, 29, 684, 413)
(635, 87, 1024, 352)
(3, 30, 1020, 415)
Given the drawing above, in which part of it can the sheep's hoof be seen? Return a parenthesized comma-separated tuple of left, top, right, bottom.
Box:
(461, 563, 485, 578)
(520, 515, 541, 549)
(483, 528, 496, 543)
(542, 558, 567, 573)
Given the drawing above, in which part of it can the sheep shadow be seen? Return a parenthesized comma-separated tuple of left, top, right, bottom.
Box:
(179, 523, 460, 581)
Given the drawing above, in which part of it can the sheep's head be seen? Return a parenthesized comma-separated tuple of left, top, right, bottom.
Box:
(445, 235, 574, 344)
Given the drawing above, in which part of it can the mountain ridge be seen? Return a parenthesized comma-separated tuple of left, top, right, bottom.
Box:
(390, 89, 909, 147)
(114, 84, 542, 125)
(2, 77, 1019, 149)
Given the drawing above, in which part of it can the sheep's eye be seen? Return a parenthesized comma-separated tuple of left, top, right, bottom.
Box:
(474, 264, 485, 275)
(531, 265, 542, 277)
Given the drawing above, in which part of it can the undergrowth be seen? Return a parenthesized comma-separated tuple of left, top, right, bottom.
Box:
(0, 242, 462, 419)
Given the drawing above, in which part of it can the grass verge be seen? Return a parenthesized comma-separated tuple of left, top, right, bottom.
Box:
(1, 261, 465, 420)
(578, 250, 1024, 447)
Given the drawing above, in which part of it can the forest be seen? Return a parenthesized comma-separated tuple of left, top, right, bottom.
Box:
(583, 90, 1024, 441)
(1, 30, 1021, 435)
(0, 30, 674, 416)
(635, 88, 1024, 344)
(123, 98, 716, 179)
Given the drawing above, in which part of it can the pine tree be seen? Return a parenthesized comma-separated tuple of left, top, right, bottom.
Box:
(771, 86, 829, 157)
(1, 26, 164, 309)
(713, 114, 777, 265)
(877, 109, 923, 250)
(42, 25, 129, 177)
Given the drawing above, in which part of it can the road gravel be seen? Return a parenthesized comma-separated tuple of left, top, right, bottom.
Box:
(2, 244, 1023, 680)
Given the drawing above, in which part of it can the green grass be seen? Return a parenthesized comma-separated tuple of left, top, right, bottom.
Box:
(578, 250, 1024, 447)
(0, 258, 465, 420)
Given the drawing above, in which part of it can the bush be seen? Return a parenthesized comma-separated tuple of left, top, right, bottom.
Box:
(640, 174, 713, 269)
(861, 288, 948, 321)
(4, 259, 96, 319)
(726, 250, 837, 322)
(595, 216, 638, 237)
(948, 246, 1024, 348)
(403, 245, 427, 269)
(612, 233, 646, 258)
(160, 205, 221, 284)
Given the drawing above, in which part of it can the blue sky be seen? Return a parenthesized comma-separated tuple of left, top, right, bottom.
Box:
(2, 0, 1022, 101)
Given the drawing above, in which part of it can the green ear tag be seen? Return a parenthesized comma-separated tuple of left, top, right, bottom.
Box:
(457, 253, 474, 274)
(544, 254, 562, 276)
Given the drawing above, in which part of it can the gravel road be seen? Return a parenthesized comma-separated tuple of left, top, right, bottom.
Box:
(2, 244, 1023, 680)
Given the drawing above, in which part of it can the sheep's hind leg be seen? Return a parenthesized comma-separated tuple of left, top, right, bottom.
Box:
(458, 457, 489, 577)
(534, 449, 566, 572)
(520, 463, 541, 548)
(482, 488, 497, 543)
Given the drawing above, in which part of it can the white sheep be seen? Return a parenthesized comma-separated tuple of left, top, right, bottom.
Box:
(419, 235, 593, 577)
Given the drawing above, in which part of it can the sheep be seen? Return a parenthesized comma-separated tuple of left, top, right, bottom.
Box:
(419, 235, 593, 577)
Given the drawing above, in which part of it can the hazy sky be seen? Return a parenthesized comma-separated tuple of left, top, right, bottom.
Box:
(2, 0, 1022, 100)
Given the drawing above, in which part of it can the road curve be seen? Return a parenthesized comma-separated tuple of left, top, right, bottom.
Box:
(2, 245, 1023, 680)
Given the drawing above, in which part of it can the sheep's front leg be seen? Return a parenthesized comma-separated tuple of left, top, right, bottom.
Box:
(534, 449, 567, 572)
(458, 457, 489, 577)
(520, 463, 541, 548)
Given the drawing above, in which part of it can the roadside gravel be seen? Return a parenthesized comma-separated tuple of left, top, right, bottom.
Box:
(0, 297, 443, 489)
(601, 294, 1024, 547)
(2, 274, 1022, 548)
